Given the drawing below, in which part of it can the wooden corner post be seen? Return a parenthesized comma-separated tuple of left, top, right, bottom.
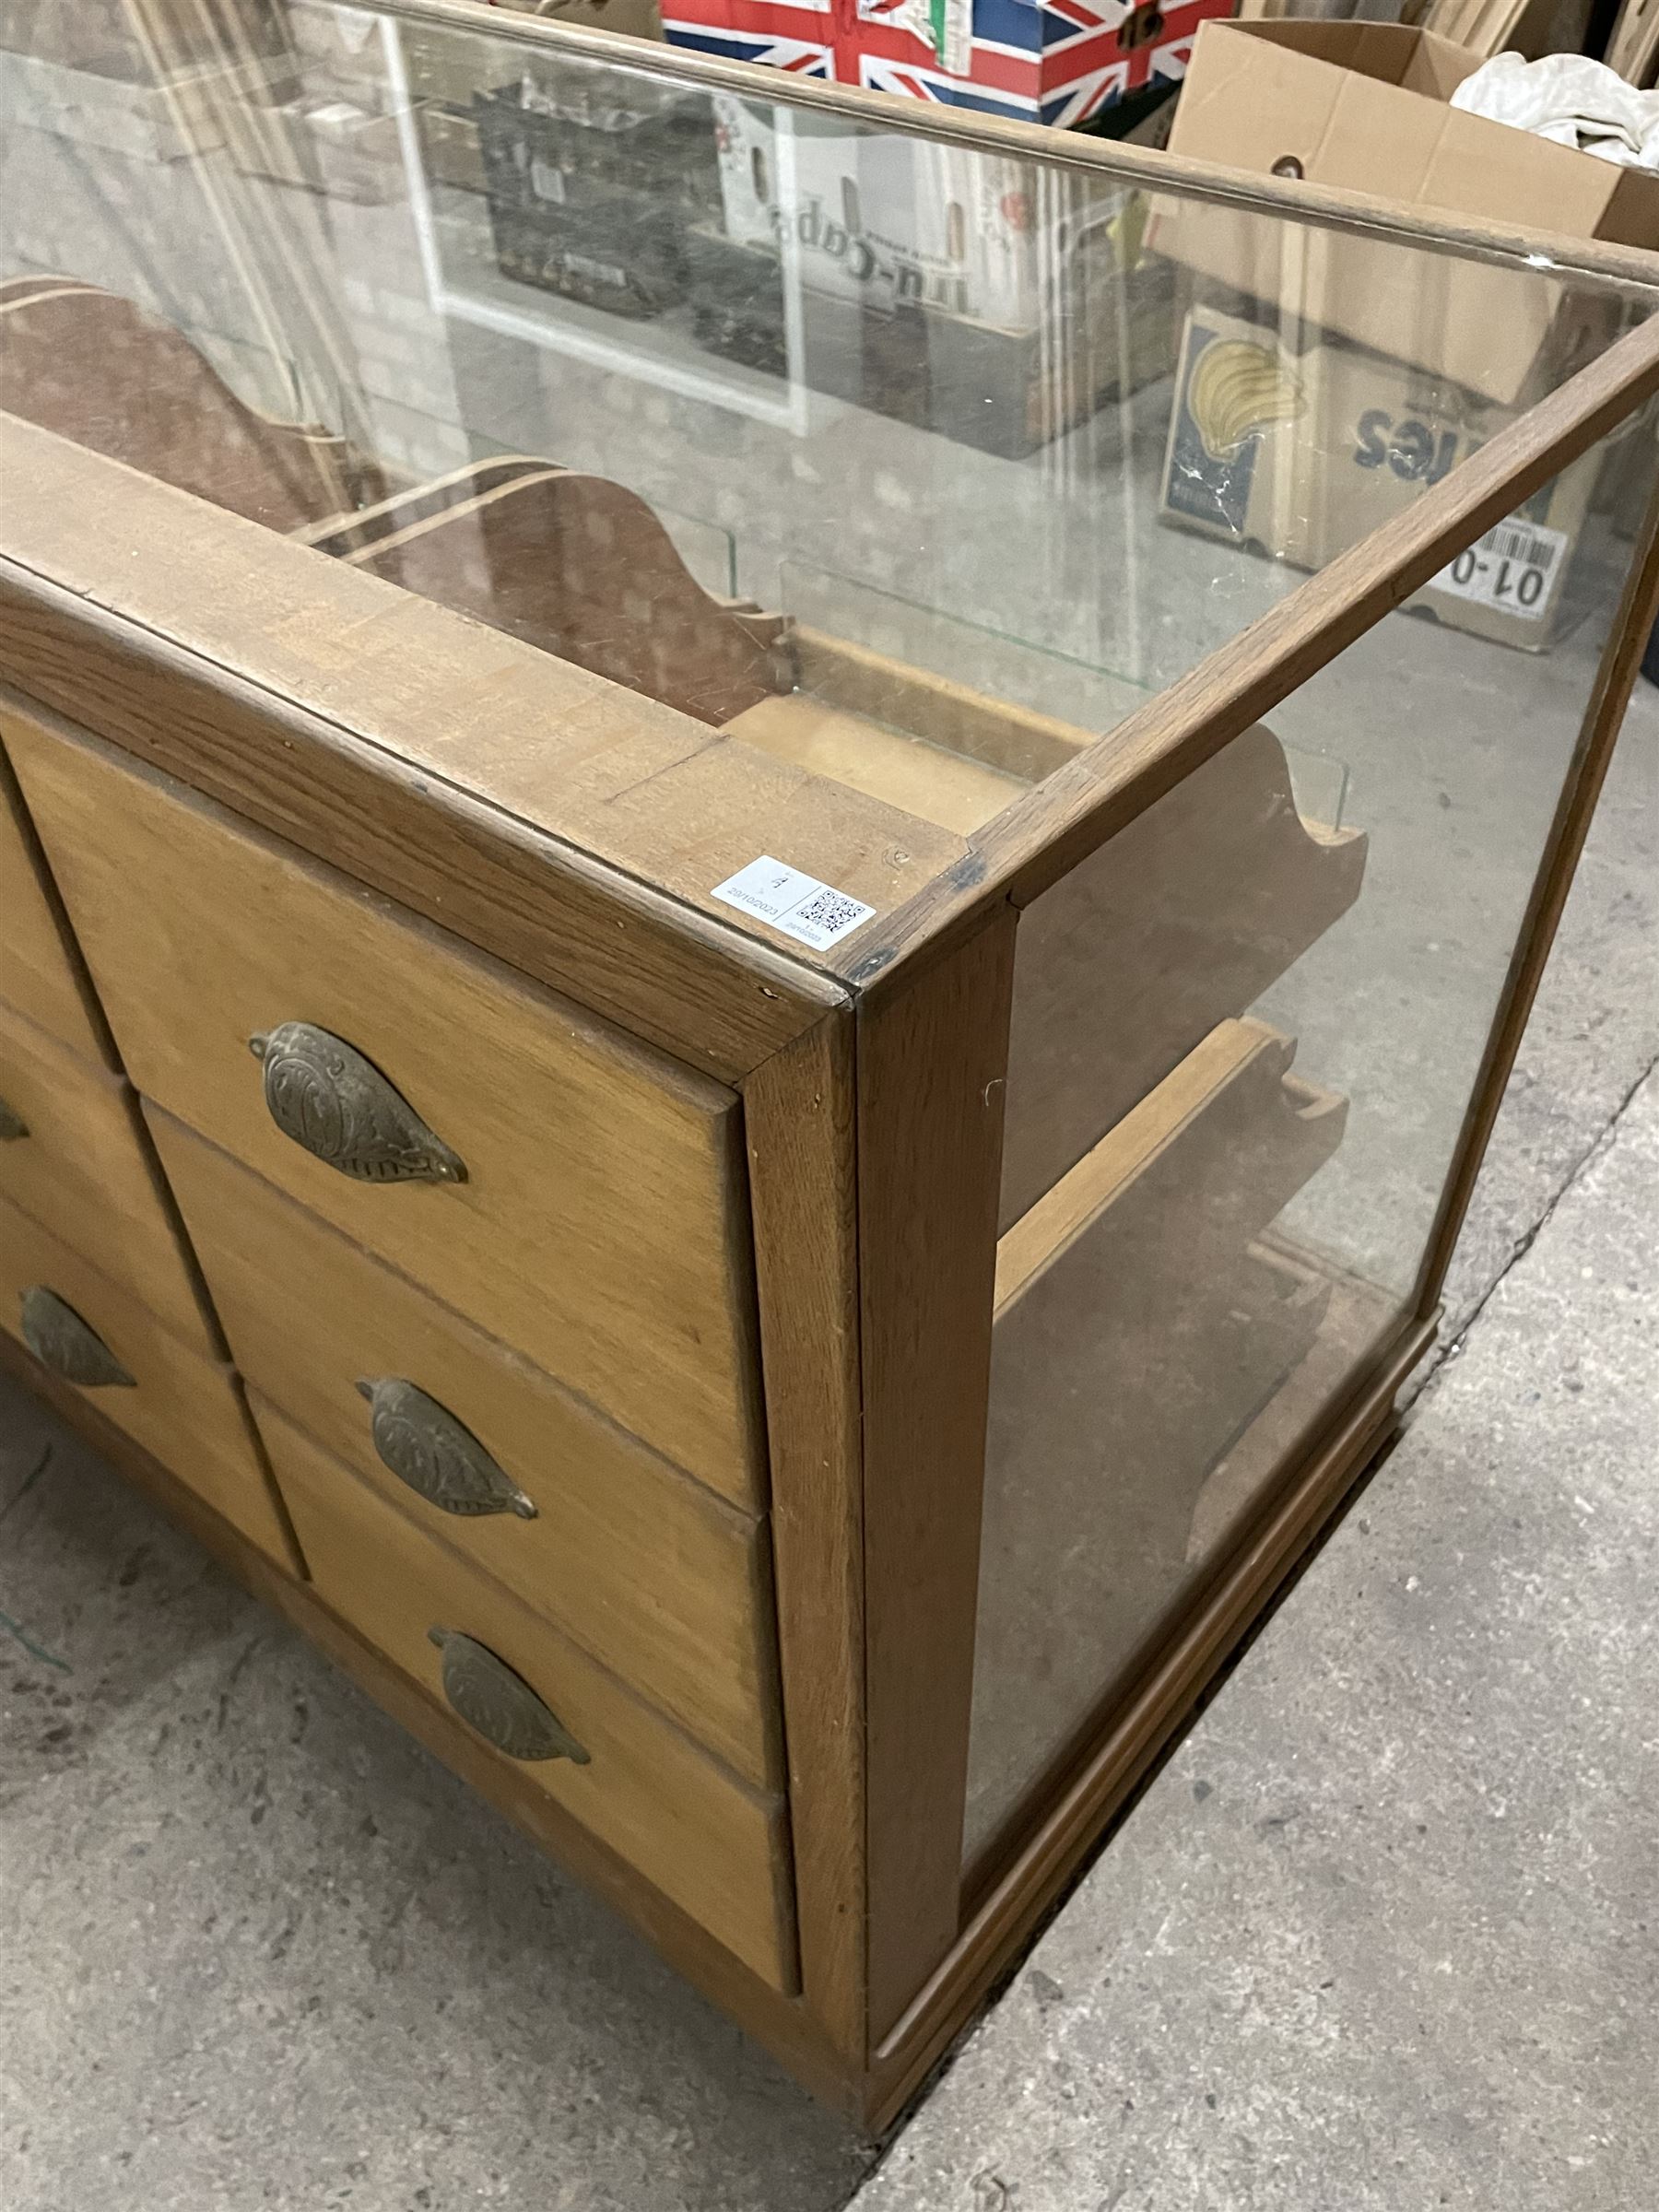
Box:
(855, 915, 1019, 2045)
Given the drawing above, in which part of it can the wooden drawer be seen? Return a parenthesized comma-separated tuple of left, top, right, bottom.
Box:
(149, 1109, 783, 1789)
(999, 723, 1367, 1228)
(263, 1404, 798, 1993)
(0, 999, 219, 1356)
(0, 746, 110, 1066)
(0, 1193, 296, 1567)
(5, 714, 765, 1502)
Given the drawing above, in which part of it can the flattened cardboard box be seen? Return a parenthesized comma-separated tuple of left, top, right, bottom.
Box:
(1153, 21, 1659, 408)
(1160, 303, 1601, 651)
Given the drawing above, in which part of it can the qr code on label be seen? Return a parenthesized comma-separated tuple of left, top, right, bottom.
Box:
(710, 855, 877, 950)
(794, 888, 867, 937)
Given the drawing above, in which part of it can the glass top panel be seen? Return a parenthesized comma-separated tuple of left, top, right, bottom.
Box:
(2, 0, 1655, 936)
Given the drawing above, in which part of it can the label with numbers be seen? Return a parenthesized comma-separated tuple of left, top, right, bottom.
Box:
(1430, 520, 1569, 622)
(711, 856, 877, 951)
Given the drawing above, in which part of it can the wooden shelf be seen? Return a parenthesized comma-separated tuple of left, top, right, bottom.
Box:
(1001, 719, 1367, 1228)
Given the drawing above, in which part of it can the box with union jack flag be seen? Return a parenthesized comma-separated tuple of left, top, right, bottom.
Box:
(659, 0, 1231, 130)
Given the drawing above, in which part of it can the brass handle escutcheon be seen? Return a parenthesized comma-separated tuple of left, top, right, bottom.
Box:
(19, 1287, 135, 1388)
(427, 1629, 589, 1764)
(0, 1092, 28, 1143)
(248, 1023, 466, 1185)
(358, 1379, 536, 1520)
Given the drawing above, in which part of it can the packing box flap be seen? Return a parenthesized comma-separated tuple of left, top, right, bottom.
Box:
(1155, 21, 1659, 406)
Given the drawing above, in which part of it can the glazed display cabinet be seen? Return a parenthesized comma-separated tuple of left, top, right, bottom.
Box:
(3, 0, 1658, 2129)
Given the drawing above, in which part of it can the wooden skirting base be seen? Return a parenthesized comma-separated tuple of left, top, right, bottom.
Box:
(1, 1310, 1432, 2135)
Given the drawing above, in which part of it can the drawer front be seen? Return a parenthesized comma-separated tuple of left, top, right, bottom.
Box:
(5, 714, 764, 1501)
(0, 749, 110, 1065)
(150, 1109, 783, 1790)
(0, 999, 218, 1356)
(264, 1405, 798, 1993)
(0, 1193, 296, 1567)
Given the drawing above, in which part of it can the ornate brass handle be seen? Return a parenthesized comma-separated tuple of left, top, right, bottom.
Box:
(0, 1092, 27, 1143)
(358, 1379, 536, 1520)
(248, 1023, 466, 1185)
(19, 1287, 135, 1388)
(427, 1629, 589, 1764)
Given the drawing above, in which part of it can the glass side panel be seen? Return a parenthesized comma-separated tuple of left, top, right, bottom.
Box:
(1, 0, 1654, 922)
(963, 424, 1659, 1870)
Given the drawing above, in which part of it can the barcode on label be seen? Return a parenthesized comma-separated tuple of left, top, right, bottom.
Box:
(1431, 517, 1570, 622)
(1484, 524, 1559, 568)
(712, 855, 877, 951)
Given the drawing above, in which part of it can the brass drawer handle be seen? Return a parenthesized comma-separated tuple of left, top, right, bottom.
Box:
(19, 1286, 135, 1388)
(248, 1022, 467, 1185)
(358, 1378, 537, 1520)
(427, 1628, 590, 1764)
(0, 1092, 28, 1143)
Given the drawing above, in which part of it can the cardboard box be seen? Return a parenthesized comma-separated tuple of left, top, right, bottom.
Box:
(711, 92, 1076, 329)
(662, 0, 1230, 129)
(711, 92, 1168, 330)
(691, 96, 1174, 453)
(1156, 22, 1659, 406)
(1159, 301, 1602, 651)
(688, 220, 1174, 455)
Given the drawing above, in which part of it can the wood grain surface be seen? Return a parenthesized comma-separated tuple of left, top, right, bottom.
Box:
(351, 469, 789, 729)
(995, 1018, 1347, 1312)
(998, 722, 1366, 1227)
(0, 419, 947, 1070)
(151, 1110, 783, 1785)
(741, 1009, 867, 2062)
(859, 912, 1018, 2041)
(263, 1403, 800, 1994)
(0, 1000, 220, 1356)
(7, 715, 768, 1497)
(0, 1191, 296, 1567)
(0, 284, 371, 532)
(0, 738, 112, 1065)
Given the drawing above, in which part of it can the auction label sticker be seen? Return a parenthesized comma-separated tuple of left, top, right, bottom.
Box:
(1431, 520, 1569, 621)
(712, 856, 877, 951)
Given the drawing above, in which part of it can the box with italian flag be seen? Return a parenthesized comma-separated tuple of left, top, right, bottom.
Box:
(659, 0, 1231, 129)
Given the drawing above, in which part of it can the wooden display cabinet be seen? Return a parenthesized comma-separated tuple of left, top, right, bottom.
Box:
(3, 0, 1659, 2131)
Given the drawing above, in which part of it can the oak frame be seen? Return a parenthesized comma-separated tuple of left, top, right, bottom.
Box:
(6, 19, 1659, 2121)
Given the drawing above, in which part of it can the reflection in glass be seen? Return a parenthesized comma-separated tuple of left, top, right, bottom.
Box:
(963, 444, 1654, 1867)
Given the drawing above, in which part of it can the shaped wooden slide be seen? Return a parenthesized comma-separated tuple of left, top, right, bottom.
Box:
(1000, 720, 1368, 1227)
(345, 467, 791, 729)
(969, 1015, 1355, 1862)
(0, 279, 378, 531)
